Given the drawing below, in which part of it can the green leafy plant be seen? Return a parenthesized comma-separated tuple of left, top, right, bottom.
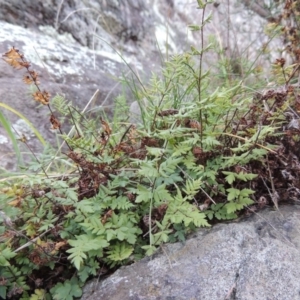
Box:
(1, 1, 300, 299)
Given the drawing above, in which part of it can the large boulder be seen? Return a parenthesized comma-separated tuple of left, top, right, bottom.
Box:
(82, 205, 300, 300)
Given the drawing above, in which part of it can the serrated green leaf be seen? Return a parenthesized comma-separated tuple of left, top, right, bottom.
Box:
(51, 282, 72, 300)
(65, 188, 78, 202)
(138, 162, 159, 178)
(67, 250, 87, 270)
(141, 245, 157, 256)
(135, 184, 152, 203)
(239, 188, 255, 198)
(159, 157, 182, 177)
(172, 144, 192, 156)
(238, 197, 254, 207)
(203, 136, 221, 148)
(225, 202, 238, 214)
(67, 235, 108, 270)
(222, 171, 236, 184)
(153, 230, 170, 244)
(146, 147, 165, 157)
(182, 178, 202, 200)
(117, 230, 125, 241)
(153, 184, 173, 203)
(106, 229, 116, 241)
(2, 247, 16, 260)
(107, 242, 133, 261)
(50, 278, 82, 300)
(75, 200, 95, 214)
(29, 289, 46, 300)
(227, 188, 240, 201)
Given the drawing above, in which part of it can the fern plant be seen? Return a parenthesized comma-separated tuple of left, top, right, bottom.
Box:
(1, 1, 300, 299)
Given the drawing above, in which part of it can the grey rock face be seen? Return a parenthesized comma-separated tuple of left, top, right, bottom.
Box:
(0, 21, 127, 170)
(0, 0, 150, 50)
(82, 205, 300, 300)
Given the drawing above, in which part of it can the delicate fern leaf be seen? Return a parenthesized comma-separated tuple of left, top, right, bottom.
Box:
(224, 202, 238, 214)
(156, 172, 183, 185)
(239, 188, 255, 198)
(112, 196, 134, 210)
(239, 197, 254, 207)
(227, 188, 240, 201)
(106, 229, 116, 241)
(123, 226, 141, 244)
(182, 178, 202, 200)
(81, 215, 105, 235)
(205, 203, 238, 221)
(202, 136, 221, 149)
(236, 173, 257, 182)
(223, 171, 257, 183)
(155, 127, 190, 139)
(51, 94, 70, 116)
(67, 248, 87, 271)
(153, 184, 173, 203)
(159, 157, 182, 177)
(146, 147, 165, 157)
(67, 235, 109, 270)
(249, 125, 275, 142)
(98, 184, 117, 197)
(64, 135, 94, 152)
(225, 198, 253, 214)
(0, 248, 16, 266)
(74, 200, 95, 214)
(152, 229, 172, 244)
(181, 132, 201, 146)
(134, 184, 153, 203)
(65, 188, 78, 202)
(50, 277, 82, 300)
(166, 202, 208, 227)
(138, 162, 159, 178)
(164, 189, 209, 227)
(107, 242, 133, 262)
(225, 187, 254, 213)
(141, 245, 157, 256)
(182, 152, 197, 169)
(172, 144, 192, 156)
(188, 210, 209, 227)
(222, 171, 236, 184)
(104, 213, 142, 244)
